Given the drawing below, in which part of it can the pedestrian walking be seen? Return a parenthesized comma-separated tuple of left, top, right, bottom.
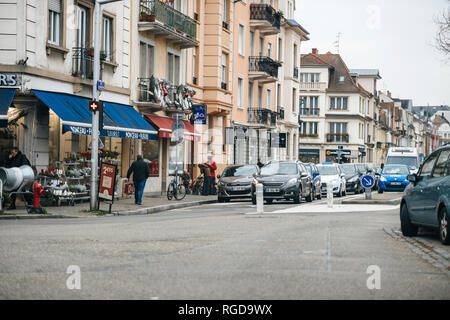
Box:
(126, 155, 149, 205)
(199, 163, 211, 195)
(5, 147, 31, 210)
(204, 155, 217, 195)
(257, 158, 264, 168)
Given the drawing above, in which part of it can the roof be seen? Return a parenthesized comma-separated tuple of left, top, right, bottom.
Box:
(301, 52, 369, 95)
(349, 69, 381, 79)
(284, 19, 310, 40)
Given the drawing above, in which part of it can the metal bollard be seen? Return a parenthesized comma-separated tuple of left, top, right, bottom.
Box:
(365, 187, 372, 200)
(256, 183, 264, 214)
(327, 182, 333, 208)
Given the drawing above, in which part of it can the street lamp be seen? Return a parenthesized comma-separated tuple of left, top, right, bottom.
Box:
(90, 0, 123, 211)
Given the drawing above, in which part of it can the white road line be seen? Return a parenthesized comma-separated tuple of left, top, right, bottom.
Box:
(327, 226, 332, 273)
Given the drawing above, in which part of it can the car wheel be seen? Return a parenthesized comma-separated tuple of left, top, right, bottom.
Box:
(400, 204, 418, 237)
(342, 186, 347, 197)
(306, 188, 313, 202)
(316, 192, 322, 200)
(336, 187, 341, 197)
(438, 206, 450, 245)
(294, 189, 302, 204)
(266, 199, 273, 204)
(224, 198, 231, 203)
(378, 189, 384, 194)
(218, 197, 224, 203)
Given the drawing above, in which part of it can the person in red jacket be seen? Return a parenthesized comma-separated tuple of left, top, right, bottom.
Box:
(204, 155, 217, 195)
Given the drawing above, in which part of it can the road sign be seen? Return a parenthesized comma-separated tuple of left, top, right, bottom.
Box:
(97, 80, 105, 91)
(192, 104, 207, 124)
(361, 175, 375, 189)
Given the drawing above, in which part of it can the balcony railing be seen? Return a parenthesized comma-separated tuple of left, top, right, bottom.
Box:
(249, 3, 281, 35)
(139, 0, 197, 47)
(72, 47, 93, 79)
(326, 133, 349, 143)
(137, 78, 158, 103)
(248, 56, 281, 82)
(300, 82, 326, 91)
(248, 108, 275, 127)
(300, 108, 319, 116)
(293, 67, 299, 79)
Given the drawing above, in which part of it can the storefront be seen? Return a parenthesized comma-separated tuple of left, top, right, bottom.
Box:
(325, 149, 352, 163)
(298, 148, 320, 163)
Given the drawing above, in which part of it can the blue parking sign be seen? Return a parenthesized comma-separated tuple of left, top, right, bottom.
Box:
(192, 104, 207, 124)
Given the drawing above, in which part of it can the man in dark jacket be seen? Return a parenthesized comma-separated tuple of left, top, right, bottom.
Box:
(5, 147, 31, 210)
(127, 155, 149, 205)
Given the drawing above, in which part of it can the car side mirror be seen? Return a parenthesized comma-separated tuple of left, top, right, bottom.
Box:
(375, 172, 380, 176)
(407, 174, 417, 183)
(217, 174, 221, 179)
(340, 173, 345, 177)
(301, 172, 308, 178)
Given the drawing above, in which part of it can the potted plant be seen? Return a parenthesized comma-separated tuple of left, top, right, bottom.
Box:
(100, 50, 107, 61)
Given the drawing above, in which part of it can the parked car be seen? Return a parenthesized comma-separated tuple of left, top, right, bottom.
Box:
(401, 145, 450, 244)
(217, 164, 260, 202)
(372, 166, 382, 190)
(339, 163, 363, 194)
(251, 161, 313, 204)
(377, 164, 410, 193)
(304, 163, 322, 200)
(316, 163, 346, 197)
(355, 163, 369, 175)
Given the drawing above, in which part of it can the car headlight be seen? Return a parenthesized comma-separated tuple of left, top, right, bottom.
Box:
(380, 176, 387, 182)
(285, 178, 297, 186)
(218, 181, 226, 186)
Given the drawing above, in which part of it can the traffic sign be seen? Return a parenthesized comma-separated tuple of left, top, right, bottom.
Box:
(361, 175, 375, 189)
(97, 80, 105, 91)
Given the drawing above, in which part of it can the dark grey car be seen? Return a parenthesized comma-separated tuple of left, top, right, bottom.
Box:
(251, 161, 313, 204)
(217, 165, 260, 202)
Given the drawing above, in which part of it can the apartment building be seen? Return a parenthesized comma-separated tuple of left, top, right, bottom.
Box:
(299, 49, 372, 164)
(0, 0, 158, 178)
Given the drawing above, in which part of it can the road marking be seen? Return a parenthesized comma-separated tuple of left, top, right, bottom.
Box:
(327, 226, 332, 273)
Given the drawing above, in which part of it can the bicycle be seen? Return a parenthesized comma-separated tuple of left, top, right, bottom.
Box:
(167, 170, 187, 201)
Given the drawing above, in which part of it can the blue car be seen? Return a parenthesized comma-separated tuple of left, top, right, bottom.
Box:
(304, 163, 322, 200)
(377, 164, 410, 193)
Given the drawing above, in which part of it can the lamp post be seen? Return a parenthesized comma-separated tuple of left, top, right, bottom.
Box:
(90, 0, 123, 210)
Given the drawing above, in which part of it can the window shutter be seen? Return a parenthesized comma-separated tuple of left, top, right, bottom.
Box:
(49, 0, 62, 13)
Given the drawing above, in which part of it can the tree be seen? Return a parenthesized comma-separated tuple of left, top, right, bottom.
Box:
(435, 0, 450, 58)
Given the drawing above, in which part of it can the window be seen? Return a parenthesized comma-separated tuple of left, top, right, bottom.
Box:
(433, 149, 450, 177)
(330, 97, 348, 110)
(192, 46, 198, 84)
(292, 88, 297, 112)
(300, 122, 307, 134)
(339, 75, 345, 82)
(293, 43, 297, 67)
(167, 52, 180, 85)
(239, 24, 245, 56)
(221, 53, 228, 90)
(102, 16, 113, 61)
(77, 5, 89, 48)
(238, 78, 244, 108)
(329, 122, 348, 142)
(49, 0, 62, 45)
(223, 0, 229, 29)
(277, 38, 282, 61)
(259, 36, 264, 56)
(258, 85, 263, 108)
(311, 73, 320, 82)
(250, 31, 255, 56)
(267, 88, 272, 109)
(309, 122, 318, 135)
(268, 42, 272, 58)
(248, 82, 254, 108)
(143, 140, 160, 176)
(193, 0, 199, 20)
(420, 152, 438, 179)
(139, 42, 154, 78)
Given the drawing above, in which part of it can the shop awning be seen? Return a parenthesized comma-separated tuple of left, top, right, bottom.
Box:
(32, 90, 157, 140)
(0, 88, 16, 127)
(144, 114, 201, 142)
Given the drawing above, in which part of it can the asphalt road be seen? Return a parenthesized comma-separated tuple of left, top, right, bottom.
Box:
(0, 193, 449, 299)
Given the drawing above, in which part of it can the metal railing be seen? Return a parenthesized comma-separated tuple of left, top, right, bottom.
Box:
(326, 133, 349, 143)
(137, 78, 157, 103)
(249, 56, 280, 78)
(140, 0, 197, 39)
(72, 47, 93, 79)
(300, 108, 319, 116)
(248, 108, 274, 126)
(249, 3, 281, 30)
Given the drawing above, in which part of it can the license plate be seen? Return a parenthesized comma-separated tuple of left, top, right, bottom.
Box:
(231, 186, 247, 191)
(265, 188, 280, 193)
(390, 182, 401, 185)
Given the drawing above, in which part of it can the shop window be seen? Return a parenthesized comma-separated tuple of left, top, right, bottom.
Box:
(143, 139, 160, 176)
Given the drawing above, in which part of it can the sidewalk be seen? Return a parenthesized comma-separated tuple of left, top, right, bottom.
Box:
(341, 191, 403, 204)
(0, 194, 217, 219)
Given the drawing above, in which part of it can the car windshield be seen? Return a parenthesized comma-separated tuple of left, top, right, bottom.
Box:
(317, 165, 338, 175)
(383, 166, 409, 175)
(222, 165, 258, 177)
(356, 164, 366, 172)
(261, 163, 298, 175)
(304, 164, 313, 175)
(340, 165, 357, 174)
(386, 156, 418, 170)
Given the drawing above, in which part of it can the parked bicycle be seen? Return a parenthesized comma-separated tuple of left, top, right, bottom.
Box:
(167, 169, 187, 200)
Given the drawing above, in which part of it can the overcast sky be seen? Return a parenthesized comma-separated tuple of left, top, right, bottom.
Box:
(295, 0, 450, 106)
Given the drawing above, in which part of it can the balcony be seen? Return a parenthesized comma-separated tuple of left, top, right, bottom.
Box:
(326, 133, 349, 143)
(139, 0, 198, 49)
(249, 3, 281, 35)
(300, 133, 319, 138)
(248, 108, 275, 127)
(300, 82, 326, 91)
(72, 47, 93, 79)
(248, 56, 281, 83)
(293, 67, 299, 79)
(300, 108, 319, 116)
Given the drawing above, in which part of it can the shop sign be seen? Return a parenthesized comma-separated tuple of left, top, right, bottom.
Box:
(98, 162, 117, 201)
(299, 149, 320, 156)
(0, 74, 20, 87)
(63, 125, 154, 141)
(192, 104, 207, 124)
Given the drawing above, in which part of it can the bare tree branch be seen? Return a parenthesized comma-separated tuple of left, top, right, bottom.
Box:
(435, 0, 450, 58)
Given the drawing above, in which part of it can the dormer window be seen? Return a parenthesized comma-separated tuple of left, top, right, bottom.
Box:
(339, 76, 345, 82)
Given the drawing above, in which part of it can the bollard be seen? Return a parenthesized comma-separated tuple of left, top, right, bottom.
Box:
(365, 187, 372, 200)
(327, 182, 333, 208)
(256, 183, 264, 214)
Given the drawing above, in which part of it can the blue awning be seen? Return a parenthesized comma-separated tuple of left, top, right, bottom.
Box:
(0, 88, 16, 127)
(32, 90, 157, 140)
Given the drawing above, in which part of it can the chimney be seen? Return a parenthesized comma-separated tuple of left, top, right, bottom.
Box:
(312, 48, 318, 54)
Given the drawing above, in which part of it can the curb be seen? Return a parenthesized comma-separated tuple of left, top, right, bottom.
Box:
(114, 199, 218, 216)
(0, 214, 78, 220)
(341, 198, 401, 205)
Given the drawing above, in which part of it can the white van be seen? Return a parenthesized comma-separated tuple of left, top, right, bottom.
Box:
(385, 147, 419, 173)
